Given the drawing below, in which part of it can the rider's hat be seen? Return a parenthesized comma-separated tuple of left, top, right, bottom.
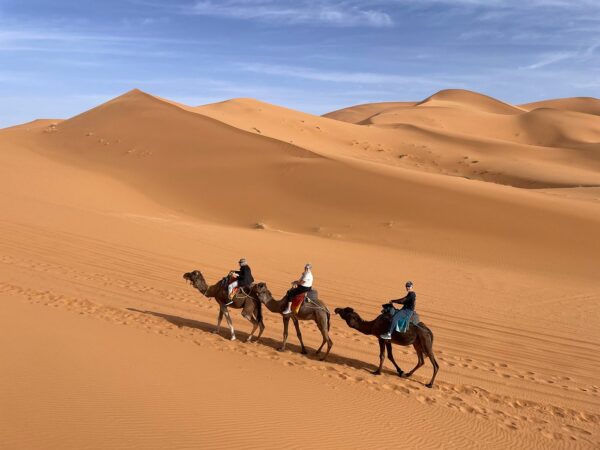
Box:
(305, 263, 312, 269)
(239, 258, 247, 266)
(405, 280, 413, 288)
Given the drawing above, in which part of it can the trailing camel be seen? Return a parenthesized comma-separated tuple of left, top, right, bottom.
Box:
(334, 306, 439, 387)
(254, 282, 333, 361)
(183, 270, 264, 342)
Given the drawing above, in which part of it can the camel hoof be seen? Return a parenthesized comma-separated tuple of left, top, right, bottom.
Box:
(372, 370, 381, 376)
(301, 349, 308, 355)
(230, 336, 236, 341)
(425, 383, 433, 389)
(397, 371, 405, 377)
(212, 330, 219, 334)
(277, 347, 285, 352)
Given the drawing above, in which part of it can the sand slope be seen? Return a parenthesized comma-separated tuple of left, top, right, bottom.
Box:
(4, 91, 596, 281)
(1, 89, 599, 449)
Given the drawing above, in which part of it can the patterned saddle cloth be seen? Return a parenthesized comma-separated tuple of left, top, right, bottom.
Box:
(291, 290, 318, 314)
(221, 275, 252, 298)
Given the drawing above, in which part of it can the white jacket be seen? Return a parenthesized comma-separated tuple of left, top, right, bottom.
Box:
(298, 269, 313, 287)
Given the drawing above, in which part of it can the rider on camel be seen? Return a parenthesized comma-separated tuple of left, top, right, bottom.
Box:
(380, 281, 416, 340)
(227, 258, 254, 304)
(282, 263, 313, 314)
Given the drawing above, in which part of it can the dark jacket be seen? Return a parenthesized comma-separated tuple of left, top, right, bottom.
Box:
(235, 265, 254, 287)
(392, 291, 416, 311)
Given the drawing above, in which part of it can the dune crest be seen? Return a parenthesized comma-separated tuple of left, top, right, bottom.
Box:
(521, 97, 600, 116)
(416, 89, 525, 115)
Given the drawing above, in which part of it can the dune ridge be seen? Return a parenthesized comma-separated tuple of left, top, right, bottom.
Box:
(2, 90, 595, 281)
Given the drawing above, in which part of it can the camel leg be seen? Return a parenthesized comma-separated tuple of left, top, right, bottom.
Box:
(256, 321, 265, 341)
(255, 312, 265, 341)
(406, 342, 425, 378)
(246, 317, 259, 343)
(315, 313, 333, 361)
(223, 308, 236, 341)
(372, 339, 386, 375)
(242, 302, 258, 343)
(214, 308, 224, 334)
(292, 317, 308, 354)
(278, 316, 290, 351)
(385, 341, 404, 376)
(424, 344, 439, 389)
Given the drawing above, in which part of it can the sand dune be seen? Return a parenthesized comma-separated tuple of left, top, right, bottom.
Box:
(6, 89, 596, 280)
(1, 88, 599, 449)
(521, 97, 600, 116)
(322, 100, 417, 124)
(417, 89, 526, 115)
(321, 89, 600, 188)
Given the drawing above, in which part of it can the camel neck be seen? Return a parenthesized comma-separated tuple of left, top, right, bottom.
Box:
(351, 315, 376, 335)
(264, 294, 285, 312)
(200, 283, 218, 298)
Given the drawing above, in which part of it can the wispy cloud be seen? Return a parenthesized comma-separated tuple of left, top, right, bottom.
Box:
(239, 62, 452, 86)
(522, 41, 600, 69)
(523, 52, 575, 70)
(188, 1, 393, 27)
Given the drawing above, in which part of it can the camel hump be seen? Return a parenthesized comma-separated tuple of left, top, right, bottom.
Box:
(307, 289, 318, 301)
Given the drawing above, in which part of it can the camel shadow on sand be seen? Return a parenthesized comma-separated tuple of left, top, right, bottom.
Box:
(127, 308, 429, 386)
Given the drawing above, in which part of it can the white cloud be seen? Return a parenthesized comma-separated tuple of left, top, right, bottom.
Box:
(522, 41, 600, 70)
(189, 1, 393, 27)
(523, 52, 576, 70)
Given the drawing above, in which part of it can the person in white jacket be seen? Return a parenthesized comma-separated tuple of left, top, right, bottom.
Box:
(282, 263, 313, 314)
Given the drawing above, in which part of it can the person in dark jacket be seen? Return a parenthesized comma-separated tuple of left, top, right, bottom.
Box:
(227, 258, 254, 302)
(380, 281, 416, 339)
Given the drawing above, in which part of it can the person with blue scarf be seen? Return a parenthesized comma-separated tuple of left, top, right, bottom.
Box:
(380, 281, 416, 340)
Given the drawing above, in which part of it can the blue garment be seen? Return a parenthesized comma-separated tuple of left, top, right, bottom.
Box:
(389, 309, 414, 334)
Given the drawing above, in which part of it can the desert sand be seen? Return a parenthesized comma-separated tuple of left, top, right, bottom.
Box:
(1, 89, 599, 449)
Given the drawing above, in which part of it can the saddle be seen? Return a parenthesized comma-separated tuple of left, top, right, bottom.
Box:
(222, 275, 253, 299)
(381, 303, 421, 327)
(291, 289, 318, 314)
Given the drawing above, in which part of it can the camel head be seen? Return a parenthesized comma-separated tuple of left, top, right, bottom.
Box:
(183, 270, 208, 292)
(254, 282, 273, 304)
(334, 307, 361, 328)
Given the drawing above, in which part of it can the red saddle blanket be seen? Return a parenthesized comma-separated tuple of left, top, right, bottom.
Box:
(291, 293, 308, 314)
(226, 275, 239, 297)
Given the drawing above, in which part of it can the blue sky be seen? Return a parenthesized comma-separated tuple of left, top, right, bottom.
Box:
(1, 0, 599, 126)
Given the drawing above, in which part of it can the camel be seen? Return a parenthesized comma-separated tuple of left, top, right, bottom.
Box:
(183, 270, 264, 342)
(334, 306, 439, 388)
(254, 282, 333, 361)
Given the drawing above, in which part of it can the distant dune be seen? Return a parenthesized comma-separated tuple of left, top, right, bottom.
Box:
(521, 97, 600, 116)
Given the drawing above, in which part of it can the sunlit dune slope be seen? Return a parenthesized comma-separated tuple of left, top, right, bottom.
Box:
(2, 89, 596, 281)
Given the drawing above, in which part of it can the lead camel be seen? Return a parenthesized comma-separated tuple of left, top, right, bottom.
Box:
(334, 306, 439, 387)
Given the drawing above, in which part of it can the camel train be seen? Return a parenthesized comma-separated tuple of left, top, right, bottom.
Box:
(183, 266, 438, 388)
